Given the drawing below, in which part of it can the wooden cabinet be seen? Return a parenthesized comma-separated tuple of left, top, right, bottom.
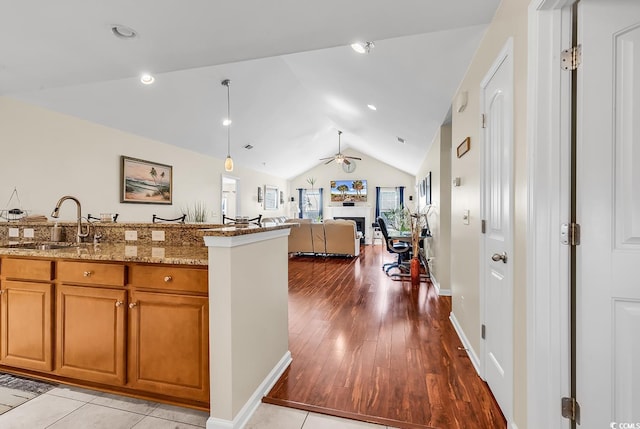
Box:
(56, 284, 127, 385)
(1, 280, 53, 371)
(128, 290, 209, 403)
(0, 256, 209, 406)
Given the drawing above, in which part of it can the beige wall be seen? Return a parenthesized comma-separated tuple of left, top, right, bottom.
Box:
(0, 97, 288, 223)
(415, 124, 452, 293)
(450, 0, 529, 427)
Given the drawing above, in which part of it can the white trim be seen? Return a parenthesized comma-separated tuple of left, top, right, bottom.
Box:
(429, 273, 451, 296)
(206, 351, 292, 429)
(510, 422, 519, 429)
(203, 228, 290, 248)
(449, 312, 481, 375)
(526, 1, 573, 429)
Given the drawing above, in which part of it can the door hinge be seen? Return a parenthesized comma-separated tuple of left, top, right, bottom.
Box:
(481, 113, 487, 128)
(561, 397, 580, 422)
(561, 223, 581, 246)
(481, 219, 486, 234)
(561, 45, 581, 71)
(481, 324, 486, 339)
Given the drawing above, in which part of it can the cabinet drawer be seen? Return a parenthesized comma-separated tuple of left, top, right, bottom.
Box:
(57, 261, 125, 286)
(2, 258, 53, 281)
(129, 265, 207, 294)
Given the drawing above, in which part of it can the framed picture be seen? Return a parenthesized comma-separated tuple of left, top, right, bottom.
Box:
(257, 186, 263, 203)
(457, 137, 471, 158)
(121, 156, 172, 204)
(425, 172, 432, 205)
(264, 185, 279, 210)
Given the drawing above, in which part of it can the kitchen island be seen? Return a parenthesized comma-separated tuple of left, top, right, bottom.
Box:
(0, 222, 292, 429)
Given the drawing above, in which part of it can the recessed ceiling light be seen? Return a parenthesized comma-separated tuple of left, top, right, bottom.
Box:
(140, 74, 154, 85)
(367, 104, 377, 111)
(244, 144, 254, 150)
(397, 137, 406, 144)
(111, 25, 137, 39)
(222, 119, 232, 126)
(351, 41, 375, 54)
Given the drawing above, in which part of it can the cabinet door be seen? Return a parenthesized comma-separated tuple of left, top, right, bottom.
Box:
(1, 281, 53, 371)
(128, 291, 209, 403)
(56, 285, 126, 385)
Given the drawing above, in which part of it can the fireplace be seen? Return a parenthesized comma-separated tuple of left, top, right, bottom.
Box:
(334, 216, 365, 243)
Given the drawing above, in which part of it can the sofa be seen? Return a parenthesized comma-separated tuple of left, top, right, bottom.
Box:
(286, 218, 360, 257)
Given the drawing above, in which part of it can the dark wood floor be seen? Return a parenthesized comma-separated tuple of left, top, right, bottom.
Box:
(264, 245, 506, 429)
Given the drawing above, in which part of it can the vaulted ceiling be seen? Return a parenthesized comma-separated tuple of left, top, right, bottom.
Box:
(1, 0, 500, 179)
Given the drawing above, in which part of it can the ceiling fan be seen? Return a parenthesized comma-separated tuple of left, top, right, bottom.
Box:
(319, 130, 362, 166)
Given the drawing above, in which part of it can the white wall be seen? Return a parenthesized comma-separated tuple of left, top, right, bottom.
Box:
(449, 0, 529, 426)
(0, 97, 288, 223)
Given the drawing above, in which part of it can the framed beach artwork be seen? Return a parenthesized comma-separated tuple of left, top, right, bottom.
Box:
(121, 156, 173, 204)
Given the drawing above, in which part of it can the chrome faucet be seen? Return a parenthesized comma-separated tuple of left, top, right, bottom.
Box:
(51, 195, 90, 243)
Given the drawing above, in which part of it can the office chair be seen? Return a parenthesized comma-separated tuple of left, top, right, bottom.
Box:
(376, 216, 411, 274)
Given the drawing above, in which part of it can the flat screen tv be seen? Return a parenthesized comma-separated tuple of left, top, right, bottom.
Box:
(330, 180, 367, 202)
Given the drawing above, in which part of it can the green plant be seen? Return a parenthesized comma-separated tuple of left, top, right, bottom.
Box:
(182, 201, 208, 223)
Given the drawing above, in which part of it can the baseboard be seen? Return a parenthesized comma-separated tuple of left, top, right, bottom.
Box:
(430, 273, 451, 296)
(206, 351, 292, 429)
(449, 312, 481, 376)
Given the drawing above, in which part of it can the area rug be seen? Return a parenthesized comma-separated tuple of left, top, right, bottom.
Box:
(0, 373, 57, 415)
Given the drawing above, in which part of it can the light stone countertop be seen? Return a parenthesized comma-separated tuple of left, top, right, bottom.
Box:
(0, 242, 209, 265)
(0, 224, 292, 265)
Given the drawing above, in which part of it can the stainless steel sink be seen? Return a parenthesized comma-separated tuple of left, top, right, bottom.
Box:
(0, 243, 77, 250)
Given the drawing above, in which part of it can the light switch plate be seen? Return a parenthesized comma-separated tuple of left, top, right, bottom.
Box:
(125, 245, 138, 257)
(125, 230, 138, 241)
(8, 227, 19, 237)
(151, 230, 165, 241)
(23, 228, 35, 238)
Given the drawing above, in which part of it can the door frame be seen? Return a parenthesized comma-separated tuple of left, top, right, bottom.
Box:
(479, 37, 515, 427)
(526, 0, 574, 428)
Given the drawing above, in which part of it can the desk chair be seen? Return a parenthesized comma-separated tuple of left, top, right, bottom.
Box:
(376, 216, 411, 274)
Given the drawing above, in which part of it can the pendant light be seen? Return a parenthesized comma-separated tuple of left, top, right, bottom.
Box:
(221, 79, 234, 172)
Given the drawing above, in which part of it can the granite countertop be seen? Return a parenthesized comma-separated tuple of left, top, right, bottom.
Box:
(200, 223, 293, 237)
(0, 242, 209, 265)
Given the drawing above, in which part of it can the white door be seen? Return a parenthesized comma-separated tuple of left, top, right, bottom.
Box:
(480, 39, 514, 424)
(577, 1, 640, 426)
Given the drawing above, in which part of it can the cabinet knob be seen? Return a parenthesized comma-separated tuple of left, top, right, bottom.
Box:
(115, 300, 123, 307)
(83, 271, 92, 277)
(164, 276, 172, 282)
(129, 302, 137, 309)
(0, 290, 4, 295)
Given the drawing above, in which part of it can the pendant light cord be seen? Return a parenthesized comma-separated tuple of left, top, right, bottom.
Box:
(226, 81, 231, 158)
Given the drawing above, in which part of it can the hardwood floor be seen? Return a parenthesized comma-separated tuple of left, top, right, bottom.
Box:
(264, 245, 506, 429)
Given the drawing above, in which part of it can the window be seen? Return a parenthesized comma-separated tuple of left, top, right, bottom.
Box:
(379, 187, 400, 213)
(298, 188, 323, 221)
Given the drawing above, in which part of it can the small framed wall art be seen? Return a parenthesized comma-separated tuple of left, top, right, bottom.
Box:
(456, 137, 471, 158)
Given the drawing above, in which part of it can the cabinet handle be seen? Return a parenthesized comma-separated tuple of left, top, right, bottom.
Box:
(164, 276, 172, 282)
(129, 302, 137, 309)
(0, 290, 4, 295)
(83, 271, 92, 277)
(115, 300, 123, 307)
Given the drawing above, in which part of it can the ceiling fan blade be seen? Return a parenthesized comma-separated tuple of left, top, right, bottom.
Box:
(343, 159, 351, 166)
(319, 157, 333, 161)
(324, 159, 335, 165)
(345, 156, 362, 160)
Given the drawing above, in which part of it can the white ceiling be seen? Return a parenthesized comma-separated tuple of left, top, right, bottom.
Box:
(1, 0, 499, 179)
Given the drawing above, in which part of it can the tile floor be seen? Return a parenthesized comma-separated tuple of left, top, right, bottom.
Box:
(0, 385, 400, 429)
